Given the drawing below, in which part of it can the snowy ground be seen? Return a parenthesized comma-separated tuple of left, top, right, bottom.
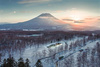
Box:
(0, 36, 99, 67)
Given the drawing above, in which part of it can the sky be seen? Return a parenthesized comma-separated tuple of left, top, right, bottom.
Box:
(0, 0, 100, 26)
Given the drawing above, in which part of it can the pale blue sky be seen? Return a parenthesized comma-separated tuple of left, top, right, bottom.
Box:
(0, 0, 100, 23)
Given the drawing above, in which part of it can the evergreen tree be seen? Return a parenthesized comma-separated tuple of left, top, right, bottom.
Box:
(6, 57, 15, 67)
(36, 59, 43, 67)
(0, 53, 2, 62)
(1, 59, 7, 67)
(18, 57, 25, 67)
(25, 58, 30, 67)
(13, 61, 18, 67)
(83, 37, 86, 46)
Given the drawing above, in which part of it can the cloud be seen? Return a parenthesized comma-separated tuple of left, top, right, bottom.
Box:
(85, 18, 94, 20)
(98, 19, 100, 20)
(74, 21, 84, 23)
(18, 0, 62, 4)
(18, 0, 50, 4)
(63, 19, 73, 21)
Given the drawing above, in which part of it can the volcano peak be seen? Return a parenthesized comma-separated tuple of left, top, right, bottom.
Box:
(38, 13, 54, 17)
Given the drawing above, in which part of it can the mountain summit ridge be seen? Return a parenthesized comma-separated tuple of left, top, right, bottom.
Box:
(38, 13, 54, 17)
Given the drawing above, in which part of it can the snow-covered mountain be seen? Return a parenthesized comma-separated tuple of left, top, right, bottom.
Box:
(0, 13, 71, 31)
(0, 22, 11, 25)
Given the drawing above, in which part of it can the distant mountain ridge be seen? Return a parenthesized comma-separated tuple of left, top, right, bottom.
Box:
(0, 13, 71, 31)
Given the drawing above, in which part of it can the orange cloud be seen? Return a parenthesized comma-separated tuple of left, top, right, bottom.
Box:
(62, 16, 100, 30)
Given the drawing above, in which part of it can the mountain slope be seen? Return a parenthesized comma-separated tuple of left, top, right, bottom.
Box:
(0, 13, 70, 30)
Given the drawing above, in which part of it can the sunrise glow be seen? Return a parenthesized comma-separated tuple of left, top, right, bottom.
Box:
(70, 15, 81, 21)
(68, 10, 89, 21)
(0, 0, 100, 28)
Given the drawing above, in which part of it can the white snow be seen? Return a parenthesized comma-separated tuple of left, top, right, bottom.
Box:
(0, 36, 99, 67)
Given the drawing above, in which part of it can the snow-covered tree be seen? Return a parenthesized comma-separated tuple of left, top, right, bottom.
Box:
(36, 59, 43, 67)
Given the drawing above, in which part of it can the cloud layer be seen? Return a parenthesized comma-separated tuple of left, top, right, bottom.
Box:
(18, 0, 50, 4)
(63, 19, 73, 21)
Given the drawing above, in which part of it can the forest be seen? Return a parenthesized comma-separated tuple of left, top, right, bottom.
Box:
(0, 30, 100, 67)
